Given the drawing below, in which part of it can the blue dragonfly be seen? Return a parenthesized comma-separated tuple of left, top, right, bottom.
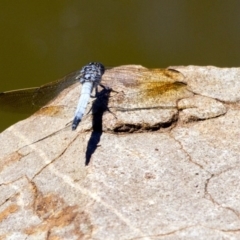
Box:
(0, 63, 188, 130)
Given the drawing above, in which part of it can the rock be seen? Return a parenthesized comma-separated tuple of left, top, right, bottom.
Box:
(0, 65, 240, 239)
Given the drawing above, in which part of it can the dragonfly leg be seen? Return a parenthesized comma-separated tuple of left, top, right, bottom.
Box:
(90, 84, 117, 98)
(88, 87, 117, 119)
(99, 84, 119, 94)
(99, 83, 109, 90)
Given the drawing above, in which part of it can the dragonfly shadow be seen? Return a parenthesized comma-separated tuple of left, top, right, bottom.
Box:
(85, 87, 112, 165)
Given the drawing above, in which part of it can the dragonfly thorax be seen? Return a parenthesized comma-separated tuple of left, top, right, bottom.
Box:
(76, 62, 105, 84)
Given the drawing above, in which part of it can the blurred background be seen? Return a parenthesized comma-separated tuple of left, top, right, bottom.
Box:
(0, 0, 240, 132)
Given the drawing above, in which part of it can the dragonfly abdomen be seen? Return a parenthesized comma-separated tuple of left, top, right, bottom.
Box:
(72, 62, 105, 130)
(72, 82, 93, 130)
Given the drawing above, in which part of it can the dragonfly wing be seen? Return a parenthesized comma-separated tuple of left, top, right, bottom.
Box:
(0, 70, 79, 114)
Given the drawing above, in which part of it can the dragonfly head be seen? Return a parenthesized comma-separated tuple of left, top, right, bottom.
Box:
(89, 62, 105, 75)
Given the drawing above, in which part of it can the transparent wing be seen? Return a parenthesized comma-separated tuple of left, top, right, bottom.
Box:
(0, 70, 80, 113)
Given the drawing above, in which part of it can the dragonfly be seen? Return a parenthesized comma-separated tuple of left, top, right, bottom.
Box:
(0, 62, 190, 131)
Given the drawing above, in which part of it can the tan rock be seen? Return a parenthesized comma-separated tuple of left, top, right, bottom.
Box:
(0, 65, 240, 239)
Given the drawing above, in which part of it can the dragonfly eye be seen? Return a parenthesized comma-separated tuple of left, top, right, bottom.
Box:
(88, 62, 105, 75)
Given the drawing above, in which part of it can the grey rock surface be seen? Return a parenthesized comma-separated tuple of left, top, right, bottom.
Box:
(0, 65, 240, 239)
